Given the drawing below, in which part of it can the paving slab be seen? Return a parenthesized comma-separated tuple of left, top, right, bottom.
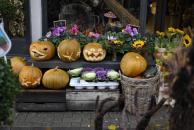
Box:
(8, 106, 170, 129)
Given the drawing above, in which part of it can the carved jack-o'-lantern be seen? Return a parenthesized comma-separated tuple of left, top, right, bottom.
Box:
(83, 42, 106, 62)
(57, 39, 81, 62)
(19, 65, 42, 89)
(29, 41, 55, 61)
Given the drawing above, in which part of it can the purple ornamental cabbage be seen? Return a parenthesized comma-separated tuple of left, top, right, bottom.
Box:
(94, 67, 105, 72)
(96, 70, 107, 81)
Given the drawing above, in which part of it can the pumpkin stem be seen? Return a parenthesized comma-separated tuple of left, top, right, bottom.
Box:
(54, 66, 59, 70)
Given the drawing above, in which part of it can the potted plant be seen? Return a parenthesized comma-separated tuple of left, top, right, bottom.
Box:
(154, 27, 192, 63)
(0, 59, 20, 127)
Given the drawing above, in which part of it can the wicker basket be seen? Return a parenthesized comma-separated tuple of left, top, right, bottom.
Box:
(121, 67, 160, 115)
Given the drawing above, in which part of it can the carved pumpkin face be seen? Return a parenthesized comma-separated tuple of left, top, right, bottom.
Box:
(42, 67, 69, 89)
(19, 66, 42, 88)
(83, 42, 106, 62)
(57, 39, 81, 62)
(29, 41, 55, 61)
(10, 56, 26, 75)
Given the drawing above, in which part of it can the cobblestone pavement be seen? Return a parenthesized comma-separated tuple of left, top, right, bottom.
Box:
(9, 106, 170, 130)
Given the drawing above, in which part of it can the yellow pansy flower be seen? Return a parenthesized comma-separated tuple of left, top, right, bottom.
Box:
(113, 40, 124, 45)
(182, 34, 192, 48)
(175, 29, 185, 35)
(156, 31, 165, 37)
(107, 124, 117, 130)
(132, 40, 145, 48)
(168, 27, 176, 33)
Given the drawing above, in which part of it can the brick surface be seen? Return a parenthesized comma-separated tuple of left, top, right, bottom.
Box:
(12, 107, 169, 129)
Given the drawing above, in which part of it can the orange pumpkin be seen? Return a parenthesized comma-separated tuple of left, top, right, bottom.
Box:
(83, 42, 106, 62)
(42, 67, 69, 89)
(29, 41, 55, 61)
(19, 65, 42, 88)
(10, 56, 26, 75)
(57, 39, 81, 62)
(120, 52, 147, 77)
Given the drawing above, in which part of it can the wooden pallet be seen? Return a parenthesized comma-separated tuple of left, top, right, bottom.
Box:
(15, 89, 66, 112)
(12, 56, 122, 112)
(66, 89, 120, 111)
(15, 88, 121, 112)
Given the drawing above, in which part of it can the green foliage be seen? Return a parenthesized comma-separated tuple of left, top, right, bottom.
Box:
(41, 25, 155, 55)
(0, 0, 16, 19)
(0, 0, 25, 37)
(0, 59, 20, 126)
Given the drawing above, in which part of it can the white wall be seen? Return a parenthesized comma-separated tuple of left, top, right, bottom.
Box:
(30, 0, 42, 41)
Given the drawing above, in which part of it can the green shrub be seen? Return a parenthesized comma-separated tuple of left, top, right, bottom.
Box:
(0, 59, 20, 126)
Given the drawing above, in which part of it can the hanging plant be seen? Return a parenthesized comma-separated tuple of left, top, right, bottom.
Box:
(0, 59, 20, 126)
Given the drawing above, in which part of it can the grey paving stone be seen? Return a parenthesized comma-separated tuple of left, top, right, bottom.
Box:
(53, 113, 64, 122)
(71, 117, 82, 123)
(62, 117, 73, 122)
(71, 122, 81, 127)
(62, 113, 72, 118)
(48, 122, 71, 127)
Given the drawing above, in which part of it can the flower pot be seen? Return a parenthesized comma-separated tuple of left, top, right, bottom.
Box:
(155, 48, 166, 59)
(158, 48, 166, 53)
(111, 51, 117, 61)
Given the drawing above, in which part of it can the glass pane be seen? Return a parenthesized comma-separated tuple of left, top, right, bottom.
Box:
(165, 0, 194, 32)
(47, 0, 141, 33)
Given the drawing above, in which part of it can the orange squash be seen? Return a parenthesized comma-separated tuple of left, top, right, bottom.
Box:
(57, 39, 81, 62)
(83, 42, 106, 62)
(19, 65, 42, 88)
(120, 52, 147, 77)
(42, 67, 69, 89)
(29, 41, 55, 61)
(10, 56, 26, 75)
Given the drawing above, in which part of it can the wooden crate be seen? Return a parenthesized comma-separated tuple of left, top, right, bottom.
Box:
(66, 89, 121, 111)
(15, 88, 121, 112)
(15, 89, 67, 112)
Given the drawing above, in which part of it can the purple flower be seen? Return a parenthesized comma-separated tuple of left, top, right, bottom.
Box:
(88, 32, 100, 39)
(123, 25, 132, 34)
(122, 24, 139, 37)
(133, 28, 138, 35)
(70, 24, 79, 35)
(51, 26, 66, 36)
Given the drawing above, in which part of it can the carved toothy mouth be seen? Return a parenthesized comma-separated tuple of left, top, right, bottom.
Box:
(31, 49, 46, 58)
(58, 51, 80, 61)
(21, 78, 41, 87)
(84, 50, 106, 61)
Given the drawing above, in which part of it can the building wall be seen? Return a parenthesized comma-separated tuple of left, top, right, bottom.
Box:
(30, 0, 42, 41)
